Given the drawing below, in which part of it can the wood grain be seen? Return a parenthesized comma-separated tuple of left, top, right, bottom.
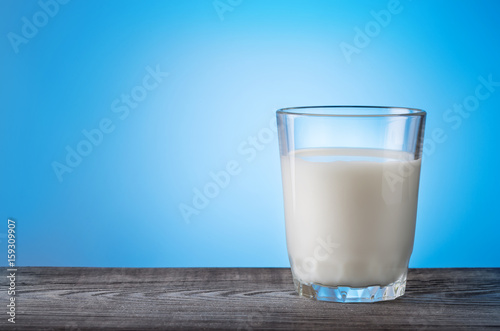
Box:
(1, 267, 499, 330)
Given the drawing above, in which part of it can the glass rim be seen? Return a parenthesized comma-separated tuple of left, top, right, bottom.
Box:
(276, 105, 426, 117)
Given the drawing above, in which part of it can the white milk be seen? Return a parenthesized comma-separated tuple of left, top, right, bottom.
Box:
(280, 148, 421, 287)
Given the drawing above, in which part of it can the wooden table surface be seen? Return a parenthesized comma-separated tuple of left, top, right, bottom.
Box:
(2, 267, 499, 330)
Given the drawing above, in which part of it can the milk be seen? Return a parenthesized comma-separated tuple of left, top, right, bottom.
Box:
(280, 148, 421, 287)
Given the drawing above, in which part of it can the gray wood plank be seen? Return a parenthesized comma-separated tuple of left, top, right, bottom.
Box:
(1, 267, 499, 330)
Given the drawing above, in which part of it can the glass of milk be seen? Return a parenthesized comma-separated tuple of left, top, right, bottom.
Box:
(277, 106, 426, 303)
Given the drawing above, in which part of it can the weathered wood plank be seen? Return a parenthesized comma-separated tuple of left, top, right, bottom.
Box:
(1, 268, 499, 330)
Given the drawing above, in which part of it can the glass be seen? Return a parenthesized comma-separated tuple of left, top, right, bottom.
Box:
(276, 106, 426, 303)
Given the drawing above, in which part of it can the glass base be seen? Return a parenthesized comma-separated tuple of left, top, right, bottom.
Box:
(293, 274, 407, 303)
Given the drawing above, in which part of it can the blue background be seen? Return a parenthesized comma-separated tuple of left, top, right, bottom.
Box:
(1, 0, 499, 267)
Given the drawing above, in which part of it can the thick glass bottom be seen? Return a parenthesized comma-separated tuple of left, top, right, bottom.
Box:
(293, 273, 407, 303)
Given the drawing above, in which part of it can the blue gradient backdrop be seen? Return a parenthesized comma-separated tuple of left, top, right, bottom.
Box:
(1, 0, 499, 267)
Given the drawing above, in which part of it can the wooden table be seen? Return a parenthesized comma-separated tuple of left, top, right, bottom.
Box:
(4, 267, 499, 330)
